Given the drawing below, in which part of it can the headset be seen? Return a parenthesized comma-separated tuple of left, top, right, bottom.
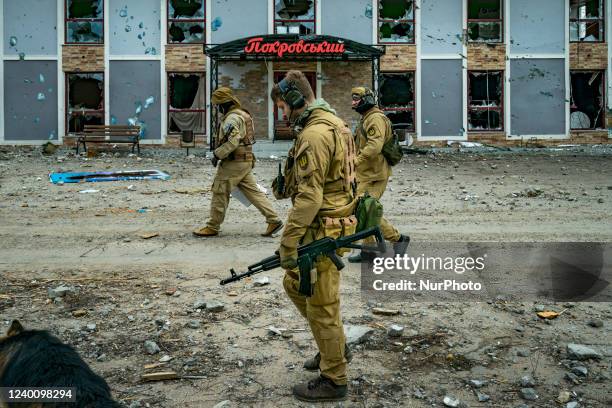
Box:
(278, 78, 306, 110)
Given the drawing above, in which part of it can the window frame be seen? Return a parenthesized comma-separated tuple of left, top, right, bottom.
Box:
(378, 71, 416, 133)
(569, 0, 606, 43)
(64, 0, 104, 45)
(467, 70, 505, 132)
(570, 70, 607, 130)
(274, 0, 316, 35)
(377, 0, 416, 45)
(167, 71, 207, 135)
(467, 0, 504, 44)
(167, 0, 206, 45)
(65, 71, 105, 135)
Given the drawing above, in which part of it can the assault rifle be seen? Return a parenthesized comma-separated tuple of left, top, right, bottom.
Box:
(220, 226, 386, 296)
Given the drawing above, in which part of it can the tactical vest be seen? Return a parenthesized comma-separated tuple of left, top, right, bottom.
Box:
(358, 107, 392, 147)
(220, 108, 256, 161)
(307, 117, 357, 198)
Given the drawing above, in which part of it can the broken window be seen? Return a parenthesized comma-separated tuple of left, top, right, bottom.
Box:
(467, 0, 502, 43)
(570, 71, 605, 129)
(570, 0, 605, 42)
(168, 73, 206, 134)
(275, 0, 315, 35)
(168, 0, 205, 43)
(378, 0, 415, 44)
(67, 73, 104, 133)
(468, 71, 503, 131)
(66, 0, 104, 44)
(379, 72, 415, 132)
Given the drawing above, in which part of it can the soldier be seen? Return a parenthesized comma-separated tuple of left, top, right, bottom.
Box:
(193, 87, 283, 237)
(271, 70, 355, 402)
(349, 87, 409, 262)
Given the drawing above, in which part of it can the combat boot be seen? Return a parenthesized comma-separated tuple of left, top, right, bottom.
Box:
(292, 376, 347, 402)
(261, 221, 283, 237)
(192, 227, 218, 237)
(303, 343, 353, 371)
(393, 234, 410, 256)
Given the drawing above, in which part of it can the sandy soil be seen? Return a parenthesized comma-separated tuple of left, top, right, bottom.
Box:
(0, 146, 611, 408)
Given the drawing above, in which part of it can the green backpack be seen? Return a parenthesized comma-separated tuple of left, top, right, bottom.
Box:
(355, 193, 383, 232)
(381, 134, 404, 166)
(361, 113, 404, 166)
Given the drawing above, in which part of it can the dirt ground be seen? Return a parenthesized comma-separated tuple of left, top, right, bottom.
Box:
(0, 145, 611, 408)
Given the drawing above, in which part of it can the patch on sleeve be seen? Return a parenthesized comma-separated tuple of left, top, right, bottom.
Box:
(367, 127, 376, 137)
(298, 154, 308, 169)
(222, 123, 234, 137)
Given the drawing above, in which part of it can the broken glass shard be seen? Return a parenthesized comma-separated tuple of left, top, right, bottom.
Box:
(145, 47, 157, 55)
(125, 25, 132, 32)
(9, 36, 18, 47)
(169, 0, 204, 19)
(37, 93, 46, 101)
(365, 4, 373, 19)
(39, 74, 45, 83)
(119, 7, 128, 18)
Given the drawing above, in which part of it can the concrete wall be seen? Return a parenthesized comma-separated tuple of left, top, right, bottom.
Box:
(109, 61, 161, 140)
(3, 0, 57, 56)
(509, 0, 565, 55)
(322, 0, 373, 44)
(421, 0, 463, 55)
(211, 0, 268, 43)
(109, 0, 161, 56)
(510, 59, 566, 136)
(421, 59, 463, 137)
(4, 61, 58, 141)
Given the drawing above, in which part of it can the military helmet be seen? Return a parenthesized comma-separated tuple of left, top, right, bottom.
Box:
(351, 86, 376, 113)
(211, 86, 241, 106)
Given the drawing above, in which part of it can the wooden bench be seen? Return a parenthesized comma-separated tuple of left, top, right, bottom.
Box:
(76, 125, 141, 154)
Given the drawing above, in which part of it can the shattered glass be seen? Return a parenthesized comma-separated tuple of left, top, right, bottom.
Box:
(68, 0, 103, 19)
(169, 22, 205, 43)
(379, 73, 414, 108)
(67, 21, 103, 43)
(168, 0, 205, 43)
(570, 0, 604, 41)
(468, 22, 502, 42)
(169, 73, 205, 134)
(378, 0, 414, 43)
(275, 0, 314, 20)
(168, 0, 204, 19)
(468, 71, 503, 131)
(275, 0, 314, 34)
(570, 71, 605, 129)
(67, 73, 104, 133)
(276, 22, 315, 35)
(380, 72, 415, 131)
(467, 0, 501, 19)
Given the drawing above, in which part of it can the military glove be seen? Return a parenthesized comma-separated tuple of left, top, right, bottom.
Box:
(211, 153, 219, 167)
(279, 245, 298, 270)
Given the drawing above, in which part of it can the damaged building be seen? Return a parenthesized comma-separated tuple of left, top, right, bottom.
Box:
(1, 0, 611, 146)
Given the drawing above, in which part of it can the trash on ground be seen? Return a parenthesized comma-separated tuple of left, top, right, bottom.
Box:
(49, 170, 171, 184)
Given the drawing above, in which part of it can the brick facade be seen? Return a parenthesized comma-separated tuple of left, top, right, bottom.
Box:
(165, 45, 206, 72)
(467, 44, 505, 70)
(218, 62, 268, 139)
(322, 61, 372, 127)
(380, 45, 416, 71)
(569, 43, 608, 70)
(62, 45, 104, 72)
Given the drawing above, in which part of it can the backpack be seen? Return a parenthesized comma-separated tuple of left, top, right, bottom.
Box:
(361, 112, 404, 166)
(354, 192, 383, 232)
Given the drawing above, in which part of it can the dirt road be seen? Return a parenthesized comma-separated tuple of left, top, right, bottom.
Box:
(0, 146, 610, 407)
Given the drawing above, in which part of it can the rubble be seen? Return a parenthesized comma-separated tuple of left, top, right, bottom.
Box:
(344, 325, 374, 345)
(567, 343, 602, 360)
(520, 388, 538, 401)
(144, 340, 160, 355)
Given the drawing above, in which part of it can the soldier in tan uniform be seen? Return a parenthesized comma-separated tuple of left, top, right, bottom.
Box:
(271, 71, 355, 402)
(193, 87, 283, 237)
(349, 87, 409, 262)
